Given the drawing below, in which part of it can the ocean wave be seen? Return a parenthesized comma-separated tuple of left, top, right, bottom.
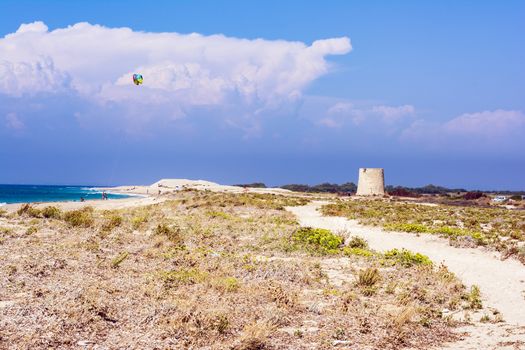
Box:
(81, 187, 101, 192)
(104, 191, 146, 198)
(0, 202, 6, 207)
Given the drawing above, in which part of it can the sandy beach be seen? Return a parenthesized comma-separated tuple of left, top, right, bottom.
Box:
(1, 179, 295, 213)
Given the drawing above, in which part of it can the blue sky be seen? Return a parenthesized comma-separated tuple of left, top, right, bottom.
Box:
(1, 1, 524, 189)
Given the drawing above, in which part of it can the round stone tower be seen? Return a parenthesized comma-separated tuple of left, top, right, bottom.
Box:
(356, 168, 385, 196)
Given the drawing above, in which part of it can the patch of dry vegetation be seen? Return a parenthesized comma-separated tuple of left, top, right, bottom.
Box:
(322, 199, 525, 263)
(1, 191, 467, 349)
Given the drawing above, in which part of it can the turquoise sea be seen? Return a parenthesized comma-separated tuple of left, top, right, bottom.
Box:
(0, 184, 131, 205)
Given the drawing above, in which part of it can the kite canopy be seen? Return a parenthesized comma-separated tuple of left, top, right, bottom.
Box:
(132, 73, 143, 86)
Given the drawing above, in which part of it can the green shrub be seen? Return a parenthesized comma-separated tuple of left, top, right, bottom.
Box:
(214, 276, 240, 292)
(160, 268, 208, 288)
(41, 206, 62, 219)
(292, 227, 343, 254)
(208, 211, 232, 220)
(0, 209, 7, 217)
(384, 223, 430, 233)
(63, 207, 94, 227)
(131, 215, 148, 229)
(357, 267, 381, 287)
(470, 231, 487, 246)
(17, 204, 41, 218)
(0, 227, 13, 235)
(466, 285, 482, 309)
(155, 224, 183, 244)
(102, 215, 123, 231)
(347, 236, 368, 249)
(25, 226, 38, 235)
(383, 248, 432, 267)
(510, 231, 523, 240)
(432, 226, 465, 237)
(342, 247, 374, 257)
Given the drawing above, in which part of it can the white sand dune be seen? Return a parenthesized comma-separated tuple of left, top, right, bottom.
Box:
(107, 178, 292, 196)
(287, 201, 525, 349)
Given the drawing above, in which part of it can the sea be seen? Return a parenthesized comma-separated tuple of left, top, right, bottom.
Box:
(0, 184, 132, 205)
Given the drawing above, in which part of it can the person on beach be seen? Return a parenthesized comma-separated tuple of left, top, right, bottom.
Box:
(80, 197, 85, 202)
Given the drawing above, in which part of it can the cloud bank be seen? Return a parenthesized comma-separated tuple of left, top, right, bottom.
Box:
(401, 109, 525, 152)
(0, 21, 351, 120)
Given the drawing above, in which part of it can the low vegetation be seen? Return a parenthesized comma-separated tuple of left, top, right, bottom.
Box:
(17, 203, 42, 217)
(291, 227, 344, 254)
(281, 182, 357, 194)
(383, 248, 433, 267)
(322, 199, 525, 263)
(0, 191, 470, 349)
(63, 207, 94, 227)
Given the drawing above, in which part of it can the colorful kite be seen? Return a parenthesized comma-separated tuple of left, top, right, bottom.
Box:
(132, 74, 143, 86)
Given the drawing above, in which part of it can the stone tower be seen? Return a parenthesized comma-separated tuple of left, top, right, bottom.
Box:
(356, 168, 385, 196)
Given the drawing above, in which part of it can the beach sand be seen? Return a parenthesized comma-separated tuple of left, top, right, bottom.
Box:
(1, 178, 293, 213)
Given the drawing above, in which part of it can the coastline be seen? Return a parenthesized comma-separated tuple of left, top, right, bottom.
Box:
(0, 184, 136, 208)
(0, 185, 157, 213)
(0, 194, 162, 213)
(0, 179, 296, 213)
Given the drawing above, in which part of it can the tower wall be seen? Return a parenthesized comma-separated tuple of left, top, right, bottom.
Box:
(356, 168, 385, 196)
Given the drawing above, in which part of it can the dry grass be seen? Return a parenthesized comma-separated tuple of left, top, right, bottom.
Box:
(0, 191, 467, 349)
(322, 199, 525, 263)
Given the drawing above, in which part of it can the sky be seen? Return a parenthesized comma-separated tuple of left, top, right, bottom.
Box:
(1, 0, 524, 189)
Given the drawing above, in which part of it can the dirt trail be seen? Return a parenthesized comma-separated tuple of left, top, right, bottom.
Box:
(287, 201, 525, 349)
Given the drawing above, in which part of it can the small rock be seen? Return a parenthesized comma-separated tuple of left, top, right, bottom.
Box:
(0, 300, 16, 308)
(77, 340, 94, 346)
(333, 340, 352, 346)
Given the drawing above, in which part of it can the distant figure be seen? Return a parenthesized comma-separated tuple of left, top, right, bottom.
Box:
(102, 191, 108, 200)
(80, 197, 85, 202)
(158, 190, 161, 195)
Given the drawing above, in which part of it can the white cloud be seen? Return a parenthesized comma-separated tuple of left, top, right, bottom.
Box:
(0, 21, 351, 113)
(443, 110, 525, 138)
(318, 117, 342, 128)
(323, 102, 415, 127)
(327, 102, 354, 114)
(401, 109, 525, 151)
(371, 104, 415, 123)
(13, 21, 49, 34)
(0, 58, 70, 96)
(5, 112, 25, 130)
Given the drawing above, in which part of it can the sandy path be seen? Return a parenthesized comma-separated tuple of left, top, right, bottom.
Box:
(287, 201, 525, 349)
